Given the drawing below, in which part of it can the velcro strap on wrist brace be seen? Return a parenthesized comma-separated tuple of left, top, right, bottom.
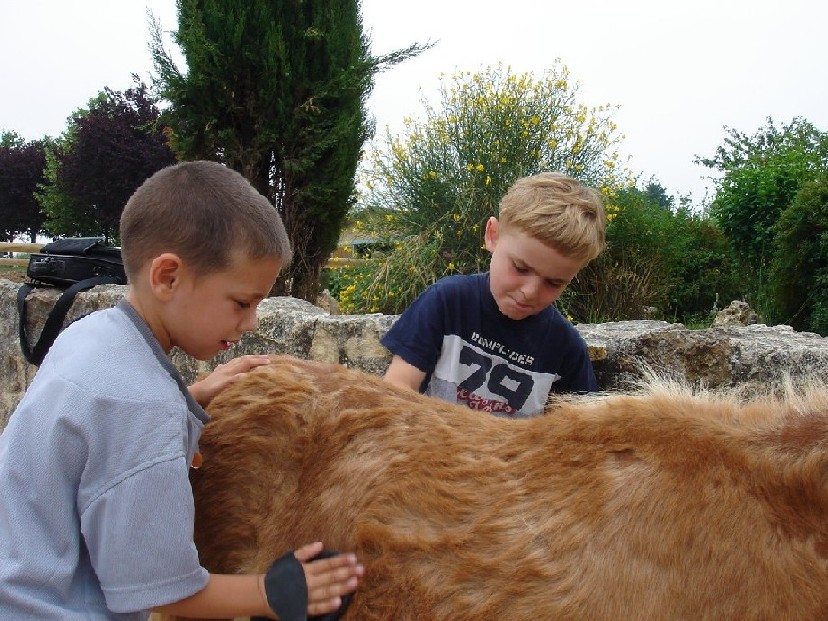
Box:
(263, 551, 307, 621)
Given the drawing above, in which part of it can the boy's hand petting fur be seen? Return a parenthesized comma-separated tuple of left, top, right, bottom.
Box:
(259, 542, 362, 621)
(189, 355, 272, 407)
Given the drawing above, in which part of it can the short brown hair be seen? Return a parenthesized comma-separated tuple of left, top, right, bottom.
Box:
(119, 160, 291, 280)
(498, 172, 606, 264)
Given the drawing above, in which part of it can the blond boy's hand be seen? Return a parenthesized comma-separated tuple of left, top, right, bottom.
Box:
(188, 354, 272, 407)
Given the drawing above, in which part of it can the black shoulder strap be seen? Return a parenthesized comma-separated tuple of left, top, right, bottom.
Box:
(17, 276, 122, 366)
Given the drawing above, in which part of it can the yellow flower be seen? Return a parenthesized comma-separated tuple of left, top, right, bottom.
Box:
(452, 213, 460, 222)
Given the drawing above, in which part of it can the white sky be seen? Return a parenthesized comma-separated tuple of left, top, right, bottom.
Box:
(1, 0, 826, 207)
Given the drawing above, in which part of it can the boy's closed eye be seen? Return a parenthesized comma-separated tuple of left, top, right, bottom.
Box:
(512, 261, 530, 275)
(512, 259, 569, 289)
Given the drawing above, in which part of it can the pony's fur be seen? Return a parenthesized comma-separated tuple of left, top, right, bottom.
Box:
(185, 356, 828, 620)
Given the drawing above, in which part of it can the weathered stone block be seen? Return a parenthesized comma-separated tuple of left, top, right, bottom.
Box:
(3, 278, 828, 428)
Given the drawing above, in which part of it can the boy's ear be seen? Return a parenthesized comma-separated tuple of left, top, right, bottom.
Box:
(484, 216, 499, 252)
(148, 253, 184, 299)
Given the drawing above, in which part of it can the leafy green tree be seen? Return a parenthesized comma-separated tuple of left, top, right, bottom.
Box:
(0, 132, 48, 242)
(151, 0, 426, 300)
(38, 81, 175, 242)
(566, 183, 675, 322)
(769, 171, 828, 334)
(641, 179, 673, 209)
(664, 206, 745, 324)
(341, 62, 628, 314)
(698, 117, 828, 312)
(565, 182, 743, 324)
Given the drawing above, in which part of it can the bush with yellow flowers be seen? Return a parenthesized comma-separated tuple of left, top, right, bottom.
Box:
(339, 62, 629, 315)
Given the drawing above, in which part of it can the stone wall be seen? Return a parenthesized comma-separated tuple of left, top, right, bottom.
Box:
(3, 278, 828, 427)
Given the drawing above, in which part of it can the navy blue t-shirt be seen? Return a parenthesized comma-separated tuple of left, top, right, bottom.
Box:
(381, 273, 596, 417)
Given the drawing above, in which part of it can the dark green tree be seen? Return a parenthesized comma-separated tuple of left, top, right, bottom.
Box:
(38, 81, 175, 242)
(664, 206, 745, 324)
(697, 117, 828, 312)
(151, 0, 427, 299)
(641, 178, 673, 209)
(769, 171, 828, 334)
(568, 183, 744, 324)
(0, 132, 48, 242)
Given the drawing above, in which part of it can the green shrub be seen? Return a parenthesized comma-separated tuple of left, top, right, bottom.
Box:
(768, 171, 828, 334)
(567, 184, 745, 324)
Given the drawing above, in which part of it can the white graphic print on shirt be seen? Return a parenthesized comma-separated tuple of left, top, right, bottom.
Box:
(427, 334, 560, 417)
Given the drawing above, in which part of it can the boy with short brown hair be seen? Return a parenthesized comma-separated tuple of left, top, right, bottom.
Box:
(0, 160, 361, 619)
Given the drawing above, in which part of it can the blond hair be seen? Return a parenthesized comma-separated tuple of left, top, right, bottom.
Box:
(498, 172, 606, 264)
(119, 160, 291, 280)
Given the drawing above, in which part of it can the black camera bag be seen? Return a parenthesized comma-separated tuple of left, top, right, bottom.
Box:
(17, 237, 127, 366)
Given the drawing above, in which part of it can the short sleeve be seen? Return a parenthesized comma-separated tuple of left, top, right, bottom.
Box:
(81, 456, 209, 613)
(381, 283, 448, 376)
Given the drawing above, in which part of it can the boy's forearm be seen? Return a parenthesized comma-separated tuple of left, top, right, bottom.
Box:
(153, 573, 273, 619)
(383, 356, 426, 391)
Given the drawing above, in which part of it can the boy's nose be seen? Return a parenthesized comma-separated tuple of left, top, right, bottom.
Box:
(240, 310, 258, 332)
(521, 278, 540, 301)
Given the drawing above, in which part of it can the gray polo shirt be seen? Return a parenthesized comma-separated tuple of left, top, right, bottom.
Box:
(0, 300, 210, 619)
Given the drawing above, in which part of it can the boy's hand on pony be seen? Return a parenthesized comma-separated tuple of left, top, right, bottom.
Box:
(297, 542, 363, 615)
(261, 541, 363, 620)
(189, 354, 272, 407)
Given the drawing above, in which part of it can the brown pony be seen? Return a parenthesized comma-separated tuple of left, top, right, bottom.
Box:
(175, 355, 828, 620)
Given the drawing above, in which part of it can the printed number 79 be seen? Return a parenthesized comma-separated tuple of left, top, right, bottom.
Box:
(457, 345, 533, 410)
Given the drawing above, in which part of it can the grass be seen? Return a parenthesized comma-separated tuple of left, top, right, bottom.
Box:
(0, 264, 29, 283)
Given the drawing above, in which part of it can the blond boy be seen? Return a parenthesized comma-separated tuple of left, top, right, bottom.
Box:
(382, 172, 605, 417)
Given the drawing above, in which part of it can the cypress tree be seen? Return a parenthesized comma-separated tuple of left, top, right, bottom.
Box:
(152, 0, 426, 299)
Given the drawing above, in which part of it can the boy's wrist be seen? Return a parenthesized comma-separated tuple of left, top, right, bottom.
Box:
(262, 551, 308, 621)
(256, 573, 272, 618)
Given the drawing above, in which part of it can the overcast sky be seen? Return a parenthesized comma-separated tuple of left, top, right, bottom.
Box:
(1, 0, 826, 206)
